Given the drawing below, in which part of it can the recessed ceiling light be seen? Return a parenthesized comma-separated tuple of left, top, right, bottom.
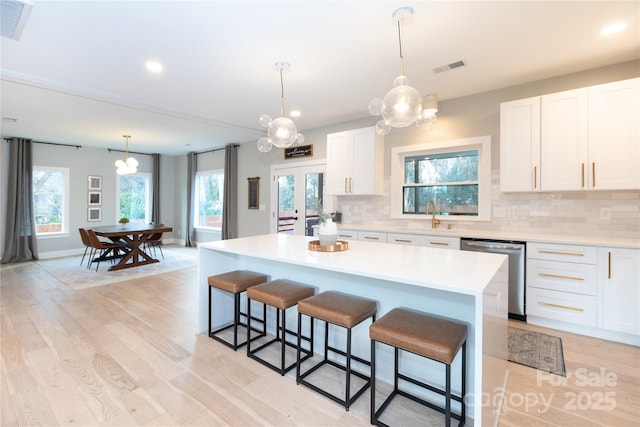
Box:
(601, 22, 626, 36)
(145, 61, 164, 73)
(290, 110, 301, 117)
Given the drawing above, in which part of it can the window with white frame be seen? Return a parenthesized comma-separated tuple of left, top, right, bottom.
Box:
(390, 136, 491, 221)
(194, 170, 224, 229)
(33, 167, 69, 235)
(118, 173, 152, 224)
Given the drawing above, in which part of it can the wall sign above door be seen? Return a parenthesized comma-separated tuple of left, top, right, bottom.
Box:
(284, 144, 313, 159)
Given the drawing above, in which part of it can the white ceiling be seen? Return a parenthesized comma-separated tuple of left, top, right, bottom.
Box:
(1, 1, 638, 155)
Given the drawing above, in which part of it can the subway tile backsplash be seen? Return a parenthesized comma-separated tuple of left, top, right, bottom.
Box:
(337, 170, 640, 240)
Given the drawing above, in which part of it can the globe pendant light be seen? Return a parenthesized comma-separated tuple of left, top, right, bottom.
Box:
(257, 61, 305, 153)
(368, 6, 437, 135)
(114, 134, 138, 175)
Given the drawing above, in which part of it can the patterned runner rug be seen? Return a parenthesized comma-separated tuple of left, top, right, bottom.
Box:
(508, 326, 566, 376)
(37, 245, 197, 290)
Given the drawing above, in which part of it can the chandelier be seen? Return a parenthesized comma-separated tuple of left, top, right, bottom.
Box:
(368, 6, 438, 135)
(257, 61, 305, 153)
(115, 134, 138, 175)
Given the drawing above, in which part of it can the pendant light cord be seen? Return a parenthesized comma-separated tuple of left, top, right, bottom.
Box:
(279, 68, 285, 117)
(123, 135, 130, 161)
(397, 20, 405, 76)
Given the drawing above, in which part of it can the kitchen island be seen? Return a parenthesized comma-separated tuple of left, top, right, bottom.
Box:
(198, 234, 509, 425)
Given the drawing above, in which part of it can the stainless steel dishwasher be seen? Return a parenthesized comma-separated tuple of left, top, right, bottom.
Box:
(461, 238, 526, 321)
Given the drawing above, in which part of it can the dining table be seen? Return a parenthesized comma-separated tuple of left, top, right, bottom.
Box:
(89, 223, 172, 271)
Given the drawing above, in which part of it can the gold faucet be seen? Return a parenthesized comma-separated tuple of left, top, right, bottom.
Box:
(426, 200, 440, 229)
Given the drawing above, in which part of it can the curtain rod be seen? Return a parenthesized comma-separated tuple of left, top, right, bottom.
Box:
(107, 148, 154, 156)
(3, 138, 82, 149)
(196, 143, 239, 155)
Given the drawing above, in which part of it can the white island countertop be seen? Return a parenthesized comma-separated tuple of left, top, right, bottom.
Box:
(200, 233, 506, 296)
(199, 233, 510, 426)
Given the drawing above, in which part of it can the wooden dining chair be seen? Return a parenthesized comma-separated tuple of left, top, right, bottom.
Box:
(144, 223, 165, 259)
(78, 228, 94, 266)
(86, 229, 124, 271)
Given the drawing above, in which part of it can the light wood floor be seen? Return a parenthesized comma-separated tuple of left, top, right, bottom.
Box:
(1, 261, 638, 426)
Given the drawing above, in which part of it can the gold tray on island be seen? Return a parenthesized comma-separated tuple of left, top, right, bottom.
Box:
(308, 240, 349, 252)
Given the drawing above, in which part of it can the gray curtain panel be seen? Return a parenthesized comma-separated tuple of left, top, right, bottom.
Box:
(1, 138, 39, 263)
(151, 153, 160, 224)
(222, 144, 238, 240)
(185, 152, 197, 247)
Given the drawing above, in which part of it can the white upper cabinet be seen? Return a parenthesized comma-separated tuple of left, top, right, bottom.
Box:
(588, 78, 640, 190)
(500, 96, 541, 191)
(326, 126, 384, 195)
(500, 77, 639, 192)
(540, 88, 588, 191)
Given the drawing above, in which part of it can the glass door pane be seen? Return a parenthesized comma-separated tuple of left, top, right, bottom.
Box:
(277, 174, 296, 234)
(304, 172, 325, 236)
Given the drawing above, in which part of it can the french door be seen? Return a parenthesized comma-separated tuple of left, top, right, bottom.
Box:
(270, 161, 326, 236)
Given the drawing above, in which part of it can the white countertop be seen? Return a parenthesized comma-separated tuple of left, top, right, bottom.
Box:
(336, 224, 640, 248)
(199, 233, 507, 296)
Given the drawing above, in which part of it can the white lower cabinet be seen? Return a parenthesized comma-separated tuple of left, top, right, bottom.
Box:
(357, 231, 387, 243)
(422, 235, 460, 250)
(387, 233, 421, 246)
(599, 247, 640, 335)
(527, 287, 597, 326)
(336, 229, 358, 241)
(527, 242, 639, 344)
(527, 242, 598, 327)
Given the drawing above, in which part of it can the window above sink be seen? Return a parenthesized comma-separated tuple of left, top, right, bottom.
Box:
(390, 136, 491, 222)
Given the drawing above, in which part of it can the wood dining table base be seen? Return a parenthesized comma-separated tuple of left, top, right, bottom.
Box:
(89, 224, 173, 271)
(109, 233, 157, 271)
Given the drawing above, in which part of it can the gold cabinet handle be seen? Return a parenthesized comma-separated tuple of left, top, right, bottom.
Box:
(394, 239, 412, 243)
(344, 178, 348, 193)
(338, 234, 354, 239)
(538, 250, 584, 257)
(538, 301, 584, 312)
(364, 236, 379, 240)
(534, 166, 537, 189)
(538, 273, 584, 281)
(581, 163, 585, 188)
(592, 162, 596, 187)
(429, 241, 449, 246)
(608, 251, 611, 279)
(349, 177, 353, 193)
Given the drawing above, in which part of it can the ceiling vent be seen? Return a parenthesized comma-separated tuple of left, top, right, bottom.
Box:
(1, 0, 33, 41)
(433, 60, 467, 74)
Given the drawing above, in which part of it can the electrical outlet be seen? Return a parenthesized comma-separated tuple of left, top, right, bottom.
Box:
(507, 206, 518, 217)
(600, 207, 611, 220)
(353, 206, 359, 214)
(383, 206, 390, 215)
(494, 206, 506, 218)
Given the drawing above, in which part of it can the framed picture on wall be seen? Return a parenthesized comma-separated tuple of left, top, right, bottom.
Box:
(88, 175, 102, 190)
(248, 177, 259, 209)
(88, 191, 101, 206)
(88, 207, 101, 222)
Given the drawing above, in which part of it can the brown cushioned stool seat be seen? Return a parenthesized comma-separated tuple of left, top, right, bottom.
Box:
(296, 291, 377, 411)
(370, 307, 468, 427)
(207, 270, 268, 350)
(247, 279, 316, 375)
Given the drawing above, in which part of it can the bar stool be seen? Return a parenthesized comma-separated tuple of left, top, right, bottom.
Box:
(296, 291, 377, 411)
(246, 279, 316, 375)
(369, 307, 468, 427)
(207, 270, 268, 350)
